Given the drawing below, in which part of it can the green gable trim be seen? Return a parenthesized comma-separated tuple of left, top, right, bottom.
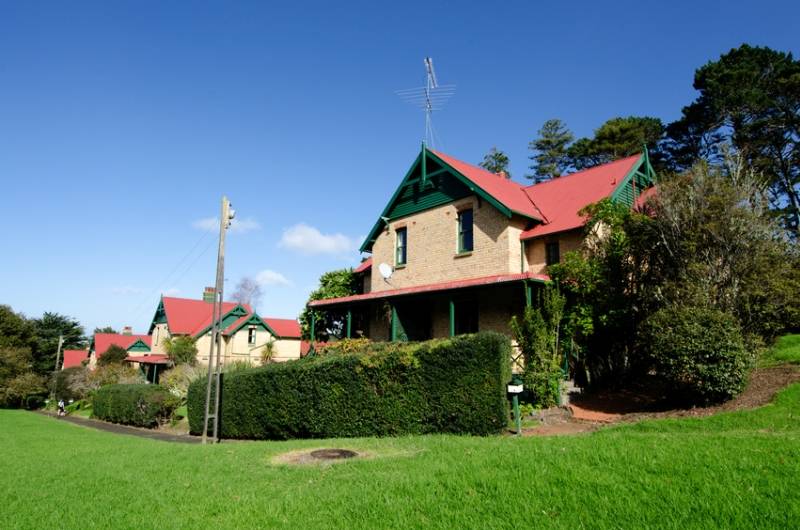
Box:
(611, 153, 656, 208)
(126, 339, 151, 353)
(225, 312, 280, 337)
(192, 304, 250, 338)
(360, 147, 528, 253)
(148, 298, 168, 334)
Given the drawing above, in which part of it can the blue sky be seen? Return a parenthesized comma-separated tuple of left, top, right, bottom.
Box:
(1, 0, 798, 334)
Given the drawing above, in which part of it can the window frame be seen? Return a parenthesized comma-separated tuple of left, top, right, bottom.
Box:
(457, 208, 474, 253)
(545, 240, 560, 266)
(395, 227, 407, 266)
(247, 326, 257, 345)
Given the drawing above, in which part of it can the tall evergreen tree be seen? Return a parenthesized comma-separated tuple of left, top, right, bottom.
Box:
(663, 44, 800, 235)
(528, 119, 574, 181)
(479, 147, 511, 178)
(566, 116, 664, 170)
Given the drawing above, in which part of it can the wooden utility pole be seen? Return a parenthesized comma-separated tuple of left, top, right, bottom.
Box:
(202, 196, 235, 444)
(50, 335, 64, 403)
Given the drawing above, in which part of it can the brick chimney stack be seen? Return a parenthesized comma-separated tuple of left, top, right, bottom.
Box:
(203, 287, 216, 303)
(122, 326, 132, 336)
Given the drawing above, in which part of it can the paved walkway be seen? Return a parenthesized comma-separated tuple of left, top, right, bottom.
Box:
(40, 412, 201, 444)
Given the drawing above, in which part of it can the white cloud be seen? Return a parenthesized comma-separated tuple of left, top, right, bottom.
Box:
(111, 286, 144, 295)
(278, 223, 357, 255)
(255, 269, 291, 287)
(192, 216, 261, 234)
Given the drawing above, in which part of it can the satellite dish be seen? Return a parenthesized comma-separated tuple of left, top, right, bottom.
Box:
(378, 262, 393, 280)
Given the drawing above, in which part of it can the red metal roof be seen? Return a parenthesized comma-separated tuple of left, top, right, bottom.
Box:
(354, 257, 372, 274)
(309, 272, 549, 307)
(264, 318, 301, 338)
(124, 354, 170, 365)
(520, 155, 642, 240)
(431, 150, 542, 220)
(161, 297, 252, 335)
(93, 333, 152, 358)
(62, 349, 89, 369)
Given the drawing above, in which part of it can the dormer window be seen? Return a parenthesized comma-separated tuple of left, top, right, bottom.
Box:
(458, 209, 473, 253)
(395, 227, 407, 266)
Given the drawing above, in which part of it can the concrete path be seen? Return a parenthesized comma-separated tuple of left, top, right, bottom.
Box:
(39, 412, 201, 444)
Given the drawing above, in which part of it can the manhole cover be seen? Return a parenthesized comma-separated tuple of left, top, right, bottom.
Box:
(309, 448, 358, 460)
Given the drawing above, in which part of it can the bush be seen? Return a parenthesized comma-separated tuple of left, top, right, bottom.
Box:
(188, 332, 511, 439)
(1, 372, 48, 409)
(53, 366, 91, 401)
(163, 336, 198, 365)
(97, 344, 128, 366)
(159, 364, 205, 402)
(87, 364, 143, 390)
(639, 305, 753, 404)
(92, 384, 179, 428)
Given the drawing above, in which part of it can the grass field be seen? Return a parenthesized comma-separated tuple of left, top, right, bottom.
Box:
(760, 333, 800, 366)
(3, 379, 800, 529)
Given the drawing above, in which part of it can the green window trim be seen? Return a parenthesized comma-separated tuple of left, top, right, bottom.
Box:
(395, 227, 407, 266)
(457, 208, 474, 253)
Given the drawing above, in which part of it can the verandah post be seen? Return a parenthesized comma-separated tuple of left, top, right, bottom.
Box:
(448, 299, 455, 337)
(390, 305, 398, 341)
(346, 308, 352, 339)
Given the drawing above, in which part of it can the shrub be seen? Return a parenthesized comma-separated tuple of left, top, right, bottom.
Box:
(509, 288, 565, 408)
(163, 336, 198, 365)
(639, 305, 753, 404)
(97, 344, 128, 366)
(92, 384, 179, 428)
(188, 332, 511, 439)
(53, 366, 91, 401)
(159, 364, 205, 402)
(1, 372, 48, 409)
(87, 364, 143, 390)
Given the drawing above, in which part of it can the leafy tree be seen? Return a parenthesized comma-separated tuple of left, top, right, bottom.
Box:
(663, 44, 800, 234)
(231, 277, 263, 309)
(566, 116, 664, 170)
(0, 305, 34, 349)
(479, 147, 511, 177)
(30, 312, 86, 375)
(1, 371, 47, 408)
(528, 119, 574, 181)
(93, 326, 118, 334)
(163, 336, 198, 365)
(97, 344, 128, 366)
(299, 269, 358, 341)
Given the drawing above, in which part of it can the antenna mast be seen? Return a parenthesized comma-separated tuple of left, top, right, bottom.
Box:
(396, 57, 455, 149)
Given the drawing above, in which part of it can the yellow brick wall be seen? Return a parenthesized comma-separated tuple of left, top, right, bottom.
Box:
(525, 229, 584, 275)
(369, 198, 526, 291)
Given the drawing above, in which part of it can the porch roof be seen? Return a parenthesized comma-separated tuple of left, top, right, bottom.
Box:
(308, 272, 549, 308)
(125, 354, 171, 365)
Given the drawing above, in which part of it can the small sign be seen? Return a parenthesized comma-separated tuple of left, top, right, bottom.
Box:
(507, 384, 523, 394)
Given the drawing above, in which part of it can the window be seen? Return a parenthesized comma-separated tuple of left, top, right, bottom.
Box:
(545, 241, 560, 266)
(395, 227, 407, 266)
(458, 209, 473, 253)
(247, 327, 256, 345)
(455, 300, 479, 335)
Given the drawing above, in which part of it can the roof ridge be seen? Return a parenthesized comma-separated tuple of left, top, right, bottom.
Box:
(524, 154, 641, 191)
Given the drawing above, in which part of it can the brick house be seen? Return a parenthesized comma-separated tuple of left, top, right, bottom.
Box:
(308, 146, 655, 342)
(148, 289, 304, 366)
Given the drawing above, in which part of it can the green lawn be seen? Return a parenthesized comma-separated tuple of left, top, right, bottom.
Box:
(760, 333, 800, 366)
(3, 383, 800, 529)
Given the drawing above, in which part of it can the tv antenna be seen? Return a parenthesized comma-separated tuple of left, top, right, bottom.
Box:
(396, 57, 455, 149)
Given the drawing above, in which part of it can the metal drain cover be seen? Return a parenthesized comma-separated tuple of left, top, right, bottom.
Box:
(309, 449, 358, 460)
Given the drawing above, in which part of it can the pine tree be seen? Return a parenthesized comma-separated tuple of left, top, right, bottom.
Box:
(528, 119, 574, 182)
(479, 147, 511, 178)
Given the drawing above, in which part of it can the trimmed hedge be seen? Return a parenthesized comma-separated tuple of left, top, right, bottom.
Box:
(188, 332, 511, 439)
(92, 384, 179, 428)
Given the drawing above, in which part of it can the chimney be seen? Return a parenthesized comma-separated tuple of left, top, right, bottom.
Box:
(203, 287, 216, 303)
(122, 326, 132, 336)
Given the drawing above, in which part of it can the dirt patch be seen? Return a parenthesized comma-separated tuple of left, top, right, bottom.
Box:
(520, 365, 800, 436)
(271, 448, 370, 466)
(570, 365, 800, 423)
